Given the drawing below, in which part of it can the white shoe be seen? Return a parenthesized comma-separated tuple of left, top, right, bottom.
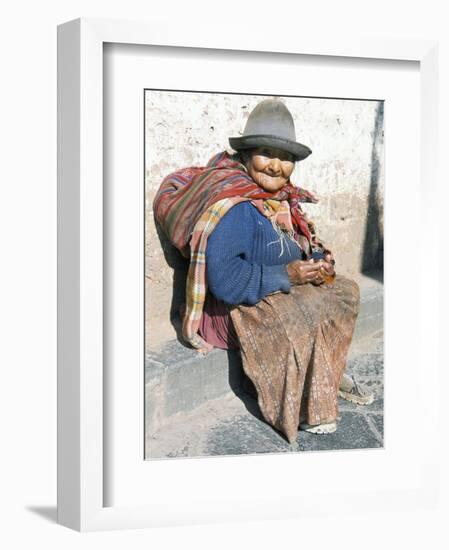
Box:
(339, 373, 375, 405)
(299, 421, 337, 434)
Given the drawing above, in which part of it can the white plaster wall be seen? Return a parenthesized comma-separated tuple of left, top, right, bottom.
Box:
(145, 91, 384, 349)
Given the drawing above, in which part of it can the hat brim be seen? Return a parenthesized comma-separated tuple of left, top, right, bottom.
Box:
(229, 134, 312, 162)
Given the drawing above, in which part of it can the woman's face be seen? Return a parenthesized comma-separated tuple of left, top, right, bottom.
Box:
(245, 146, 295, 192)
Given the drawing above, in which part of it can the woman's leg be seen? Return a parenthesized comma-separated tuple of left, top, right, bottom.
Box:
(230, 275, 360, 443)
(298, 276, 360, 428)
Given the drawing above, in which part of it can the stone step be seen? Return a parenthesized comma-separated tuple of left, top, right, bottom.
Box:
(146, 331, 384, 459)
(351, 270, 383, 341)
(145, 271, 383, 434)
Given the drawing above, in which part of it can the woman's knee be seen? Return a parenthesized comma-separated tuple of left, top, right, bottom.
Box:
(334, 276, 360, 309)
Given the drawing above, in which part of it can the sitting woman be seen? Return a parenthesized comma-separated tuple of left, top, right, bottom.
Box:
(154, 99, 372, 443)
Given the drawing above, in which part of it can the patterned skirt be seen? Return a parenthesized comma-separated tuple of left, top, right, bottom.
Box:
(229, 275, 360, 443)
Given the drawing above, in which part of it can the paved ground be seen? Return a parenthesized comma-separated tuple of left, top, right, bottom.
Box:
(146, 329, 383, 459)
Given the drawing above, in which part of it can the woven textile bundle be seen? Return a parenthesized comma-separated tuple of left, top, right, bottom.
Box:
(153, 151, 321, 351)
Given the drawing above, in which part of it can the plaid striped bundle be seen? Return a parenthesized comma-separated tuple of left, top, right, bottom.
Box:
(153, 151, 321, 352)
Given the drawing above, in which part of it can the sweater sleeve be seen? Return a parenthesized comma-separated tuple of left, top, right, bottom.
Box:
(206, 202, 291, 305)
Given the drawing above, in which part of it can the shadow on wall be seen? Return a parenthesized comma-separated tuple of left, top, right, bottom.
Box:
(154, 220, 190, 344)
(361, 102, 384, 280)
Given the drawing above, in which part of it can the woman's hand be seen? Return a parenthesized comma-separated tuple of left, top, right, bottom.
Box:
(286, 259, 325, 285)
(313, 255, 336, 285)
(287, 257, 336, 286)
(318, 260, 336, 282)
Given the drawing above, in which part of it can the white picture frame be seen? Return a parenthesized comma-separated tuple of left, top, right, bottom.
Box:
(57, 17, 440, 531)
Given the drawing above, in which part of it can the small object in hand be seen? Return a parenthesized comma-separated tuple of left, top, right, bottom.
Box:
(311, 250, 326, 262)
(311, 249, 335, 265)
(311, 248, 335, 284)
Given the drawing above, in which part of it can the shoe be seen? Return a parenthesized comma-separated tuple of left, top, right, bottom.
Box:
(338, 373, 374, 405)
(299, 421, 337, 434)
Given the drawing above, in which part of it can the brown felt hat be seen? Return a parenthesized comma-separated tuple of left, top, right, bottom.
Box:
(229, 99, 312, 162)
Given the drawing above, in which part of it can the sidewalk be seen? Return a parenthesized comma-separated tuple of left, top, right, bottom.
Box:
(146, 276, 383, 459)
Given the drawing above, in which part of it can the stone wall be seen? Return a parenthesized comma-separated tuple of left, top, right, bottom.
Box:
(145, 91, 384, 350)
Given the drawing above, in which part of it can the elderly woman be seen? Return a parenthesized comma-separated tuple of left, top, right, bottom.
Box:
(154, 99, 372, 443)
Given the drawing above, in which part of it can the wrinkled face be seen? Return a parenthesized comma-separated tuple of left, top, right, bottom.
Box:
(245, 147, 295, 192)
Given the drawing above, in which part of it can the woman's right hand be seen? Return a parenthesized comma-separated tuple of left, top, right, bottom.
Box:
(286, 259, 325, 285)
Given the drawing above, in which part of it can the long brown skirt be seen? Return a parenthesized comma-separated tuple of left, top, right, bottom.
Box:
(229, 275, 360, 443)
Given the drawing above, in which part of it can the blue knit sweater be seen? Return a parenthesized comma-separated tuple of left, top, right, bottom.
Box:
(206, 202, 304, 305)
